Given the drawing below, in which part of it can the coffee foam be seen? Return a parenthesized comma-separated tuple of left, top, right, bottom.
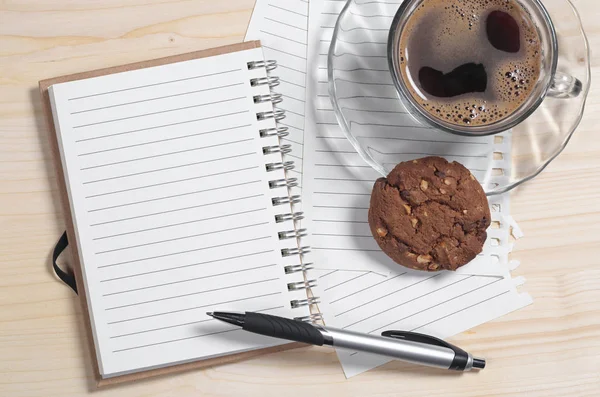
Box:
(399, 0, 542, 127)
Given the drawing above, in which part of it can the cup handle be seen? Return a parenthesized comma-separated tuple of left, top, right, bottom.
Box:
(547, 71, 583, 98)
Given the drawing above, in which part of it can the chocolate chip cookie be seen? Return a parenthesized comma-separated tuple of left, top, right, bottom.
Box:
(368, 156, 490, 271)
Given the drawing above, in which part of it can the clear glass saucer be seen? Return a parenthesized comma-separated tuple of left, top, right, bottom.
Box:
(328, 0, 590, 195)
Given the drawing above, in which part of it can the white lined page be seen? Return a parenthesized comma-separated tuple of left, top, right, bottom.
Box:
(302, 0, 510, 276)
(246, 0, 310, 197)
(49, 47, 309, 377)
(314, 268, 531, 377)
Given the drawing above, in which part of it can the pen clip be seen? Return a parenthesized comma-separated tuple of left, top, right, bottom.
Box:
(382, 330, 456, 349)
(381, 330, 469, 370)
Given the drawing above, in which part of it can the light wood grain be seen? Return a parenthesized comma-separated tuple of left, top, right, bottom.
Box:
(0, 0, 599, 396)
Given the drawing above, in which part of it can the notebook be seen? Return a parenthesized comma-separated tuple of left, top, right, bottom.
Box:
(39, 41, 318, 385)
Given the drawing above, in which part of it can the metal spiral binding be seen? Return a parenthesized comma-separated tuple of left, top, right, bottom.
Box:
(281, 247, 311, 257)
(288, 280, 318, 291)
(254, 93, 283, 105)
(263, 144, 292, 155)
(260, 127, 289, 138)
(275, 212, 304, 223)
(284, 262, 314, 274)
(291, 297, 321, 309)
(272, 195, 301, 206)
(253, 59, 321, 324)
(269, 178, 298, 189)
(257, 110, 286, 121)
(266, 161, 295, 172)
(247, 60, 277, 71)
(250, 76, 280, 88)
(278, 229, 308, 240)
(294, 313, 324, 323)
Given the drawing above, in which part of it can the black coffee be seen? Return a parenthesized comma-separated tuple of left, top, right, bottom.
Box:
(398, 0, 542, 127)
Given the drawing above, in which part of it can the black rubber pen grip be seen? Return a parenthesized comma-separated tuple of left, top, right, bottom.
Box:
(244, 312, 324, 346)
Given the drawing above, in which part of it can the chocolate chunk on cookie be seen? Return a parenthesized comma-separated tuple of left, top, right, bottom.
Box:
(368, 156, 490, 271)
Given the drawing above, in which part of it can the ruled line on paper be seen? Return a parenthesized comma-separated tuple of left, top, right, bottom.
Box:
(314, 165, 373, 169)
(281, 93, 305, 103)
(409, 290, 510, 332)
(70, 83, 246, 114)
(264, 17, 307, 31)
(324, 273, 370, 292)
(88, 180, 262, 213)
(103, 264, 279, 296)
(313, 233, 372, 238)
(313, 219, 368, 224)
(279, 78, 307, 88)
(72, 97, 247, 128)
(278, 64, 307, 74)
(105, 278, 280, 310)
(263, 45, 307, 60)
(334, 275, 442, 318)
(92, 206, 266, 236)
(112, 329, 242, 352)
(75, 119, 252, 143)
(67, 68, 242, 101)
(83, 154, 257, 185)
(110, 305, 285, 339)
(260, 30, 307, 45)
(328, 273, 407, 305)
(368, 278, 502, 333)
(80, 137, 254, 169)
(85, 166, 259, 199)
(99, 250, 274, 282)
(89, 194, 265, 226)
(320, 270, 339, 279)
(313, 190, 372, 194)
(77, 125, 252, 156)
(95, 221, 270, 255)
(313, 247, 381, 252)
(268, 3, 308, 17)
(98, 236, 272, 268)
(107, 292, 283, 325)
(342, 276, 474, 329)
(278, 121, 303, 131)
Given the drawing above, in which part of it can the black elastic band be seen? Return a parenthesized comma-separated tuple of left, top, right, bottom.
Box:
(52, 231, 78, 294)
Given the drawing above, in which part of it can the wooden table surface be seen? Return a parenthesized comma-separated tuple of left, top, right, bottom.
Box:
(1, 1, 598, 396)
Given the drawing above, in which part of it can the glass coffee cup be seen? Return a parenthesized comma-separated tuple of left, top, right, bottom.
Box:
(328, 0, 590, 194)
(388, 0, 583, 137)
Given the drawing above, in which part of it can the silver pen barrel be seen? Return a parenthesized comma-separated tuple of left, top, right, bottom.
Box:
(318, 326, 475, 370)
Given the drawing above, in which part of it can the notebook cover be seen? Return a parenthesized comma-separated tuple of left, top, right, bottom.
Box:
(39, 40, 304, 387)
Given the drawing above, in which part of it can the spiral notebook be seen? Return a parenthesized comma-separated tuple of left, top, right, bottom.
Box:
(39, 41, 318, 385)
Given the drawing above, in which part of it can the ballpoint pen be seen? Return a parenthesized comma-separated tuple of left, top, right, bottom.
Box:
(207, 311, 486, 372)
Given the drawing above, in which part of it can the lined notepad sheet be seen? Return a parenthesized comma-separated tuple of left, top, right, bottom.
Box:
(246, 0, 310, 198)
(49, 47, 311, 377)
(302, 0, 512, 276)
(314, 266, 532, 377)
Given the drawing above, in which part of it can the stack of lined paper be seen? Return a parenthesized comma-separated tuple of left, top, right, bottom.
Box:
(246, 0, 531, 378)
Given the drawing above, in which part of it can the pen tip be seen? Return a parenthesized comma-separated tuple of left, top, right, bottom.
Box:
(206, 312, 214, 317)
(472, 358, 486, 370)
